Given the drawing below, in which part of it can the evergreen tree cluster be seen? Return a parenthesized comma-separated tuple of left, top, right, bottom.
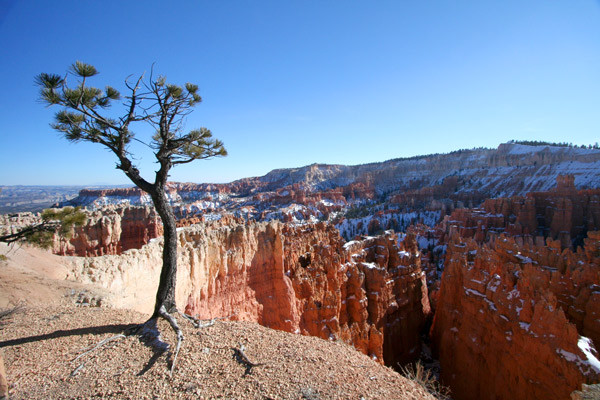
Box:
(508, 139, 600, 149)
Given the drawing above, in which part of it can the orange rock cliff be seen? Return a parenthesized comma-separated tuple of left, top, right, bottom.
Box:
(430, 232, 600, 400)
(52, 206, 162, 256)
(181, 222, 432, 366)
(429, 176, 600, 400)
(67, 221, 431, 367)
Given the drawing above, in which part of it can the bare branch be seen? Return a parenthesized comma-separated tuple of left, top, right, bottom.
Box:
(158, 306, 184, 375)
(124, 75, 144, 127)
(76, 76, 86, 106)
(233, 343, 264, 376)
(131, 137, 153, 149)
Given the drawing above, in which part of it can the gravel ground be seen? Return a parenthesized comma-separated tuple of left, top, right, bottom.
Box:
(0, 305, 434, 399)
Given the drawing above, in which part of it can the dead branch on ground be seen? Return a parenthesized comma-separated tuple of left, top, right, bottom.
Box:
(233, 343, 264, 376)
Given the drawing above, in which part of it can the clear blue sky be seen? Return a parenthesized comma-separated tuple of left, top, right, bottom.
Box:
(1, 1, 599, 185)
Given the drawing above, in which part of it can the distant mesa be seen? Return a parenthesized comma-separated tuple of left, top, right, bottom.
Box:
(59, 142, 600, 217)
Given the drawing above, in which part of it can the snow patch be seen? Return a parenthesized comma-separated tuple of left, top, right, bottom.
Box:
(578, 336, 600, 373)
(519, 322, 530, 331)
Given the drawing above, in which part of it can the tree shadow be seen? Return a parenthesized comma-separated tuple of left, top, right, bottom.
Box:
(0, 321, 168, 376)
(137, 349, 165, 376)
(0, 323, 137, 348)
(135, 319, 169, 376)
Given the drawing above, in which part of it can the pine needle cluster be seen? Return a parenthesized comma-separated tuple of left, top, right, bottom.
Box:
(0, 206, 87, 248)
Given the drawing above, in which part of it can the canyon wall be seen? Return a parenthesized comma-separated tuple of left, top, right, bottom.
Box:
(0, 206, 162, 257)
(53, 206, 162, 257)
(63, 144, 600, 224)
(440, 176, 600, 249)
(427, 177, 600, 399)
(430, 231, 600, 400)
(5, 172, 600, 399)
(66, 221, 431, 365)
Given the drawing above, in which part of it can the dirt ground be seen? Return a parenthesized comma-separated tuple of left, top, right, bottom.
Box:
(0, 244, 433, 399)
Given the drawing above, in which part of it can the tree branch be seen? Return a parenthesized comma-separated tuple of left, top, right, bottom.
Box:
(123, 75, 144, 127)
(0, 222, 54, 244)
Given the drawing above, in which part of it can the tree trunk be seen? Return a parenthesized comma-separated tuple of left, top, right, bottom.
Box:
(151, 190, 179, 317)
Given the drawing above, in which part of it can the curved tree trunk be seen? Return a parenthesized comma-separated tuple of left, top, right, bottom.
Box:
(151, 190, 178, 317)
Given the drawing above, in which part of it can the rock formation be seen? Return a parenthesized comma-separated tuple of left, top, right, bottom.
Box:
(439, 175, 600, 250)
(281, 226, 431, 366)
(0, 206, 163, 257)
(5, 163, 600, 400)
(571, 383, 600, 400)
(66, 221, 431, 366)
(423, 176, 600, 399)
(53, 206, 162, 257)
(62, 144, 600, 226)
(430, 231, 600, 400)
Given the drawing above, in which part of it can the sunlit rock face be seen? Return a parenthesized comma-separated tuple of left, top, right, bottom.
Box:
(52, 206, 162, 256)
(425, 176, 600, 400)
(430, 231, 600, 400)
(438, 175, 600, 250)
(50, 206, 243, 257)
(67, 221, 431, 366)
(5, 160, 599, 400)
(0, 206, 163, 257)
(182, 222, 431, 366)
(62, 144, 600, 226)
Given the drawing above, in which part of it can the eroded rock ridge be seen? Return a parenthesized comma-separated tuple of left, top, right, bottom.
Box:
(430, 177, 600, 400)
(67, 221, 431, 366)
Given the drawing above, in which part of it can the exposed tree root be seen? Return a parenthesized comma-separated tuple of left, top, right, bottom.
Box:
(136, 317, 169, 353)
(178, 311, 237, 331)
(69, 363, 84, 377)
(68, 308, 233, 377)
(70, 333, 127, 377)
(177, 310, 203, 328)
(72, 333, 127, 363)
(157, 306, 184, 375)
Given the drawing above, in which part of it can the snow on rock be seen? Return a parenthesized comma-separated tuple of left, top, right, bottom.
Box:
(577, 337, 600, 374)
(66, 221, 432, 369)
(431, 230, 600, 400)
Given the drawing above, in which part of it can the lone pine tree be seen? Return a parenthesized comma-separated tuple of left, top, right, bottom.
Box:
(35, 61, 227, 371)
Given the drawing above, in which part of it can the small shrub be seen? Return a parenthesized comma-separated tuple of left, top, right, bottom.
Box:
(400, 361, 451, 400)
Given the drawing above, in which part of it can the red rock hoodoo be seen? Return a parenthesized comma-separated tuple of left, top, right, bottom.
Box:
(53, 206, 162, 256)
(8, 173, 599, 399)
(430, 231, 600, 400)
(426, 176, 600, 400)
(440, 175, 600, 249)
(182, 222, 431, 366)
